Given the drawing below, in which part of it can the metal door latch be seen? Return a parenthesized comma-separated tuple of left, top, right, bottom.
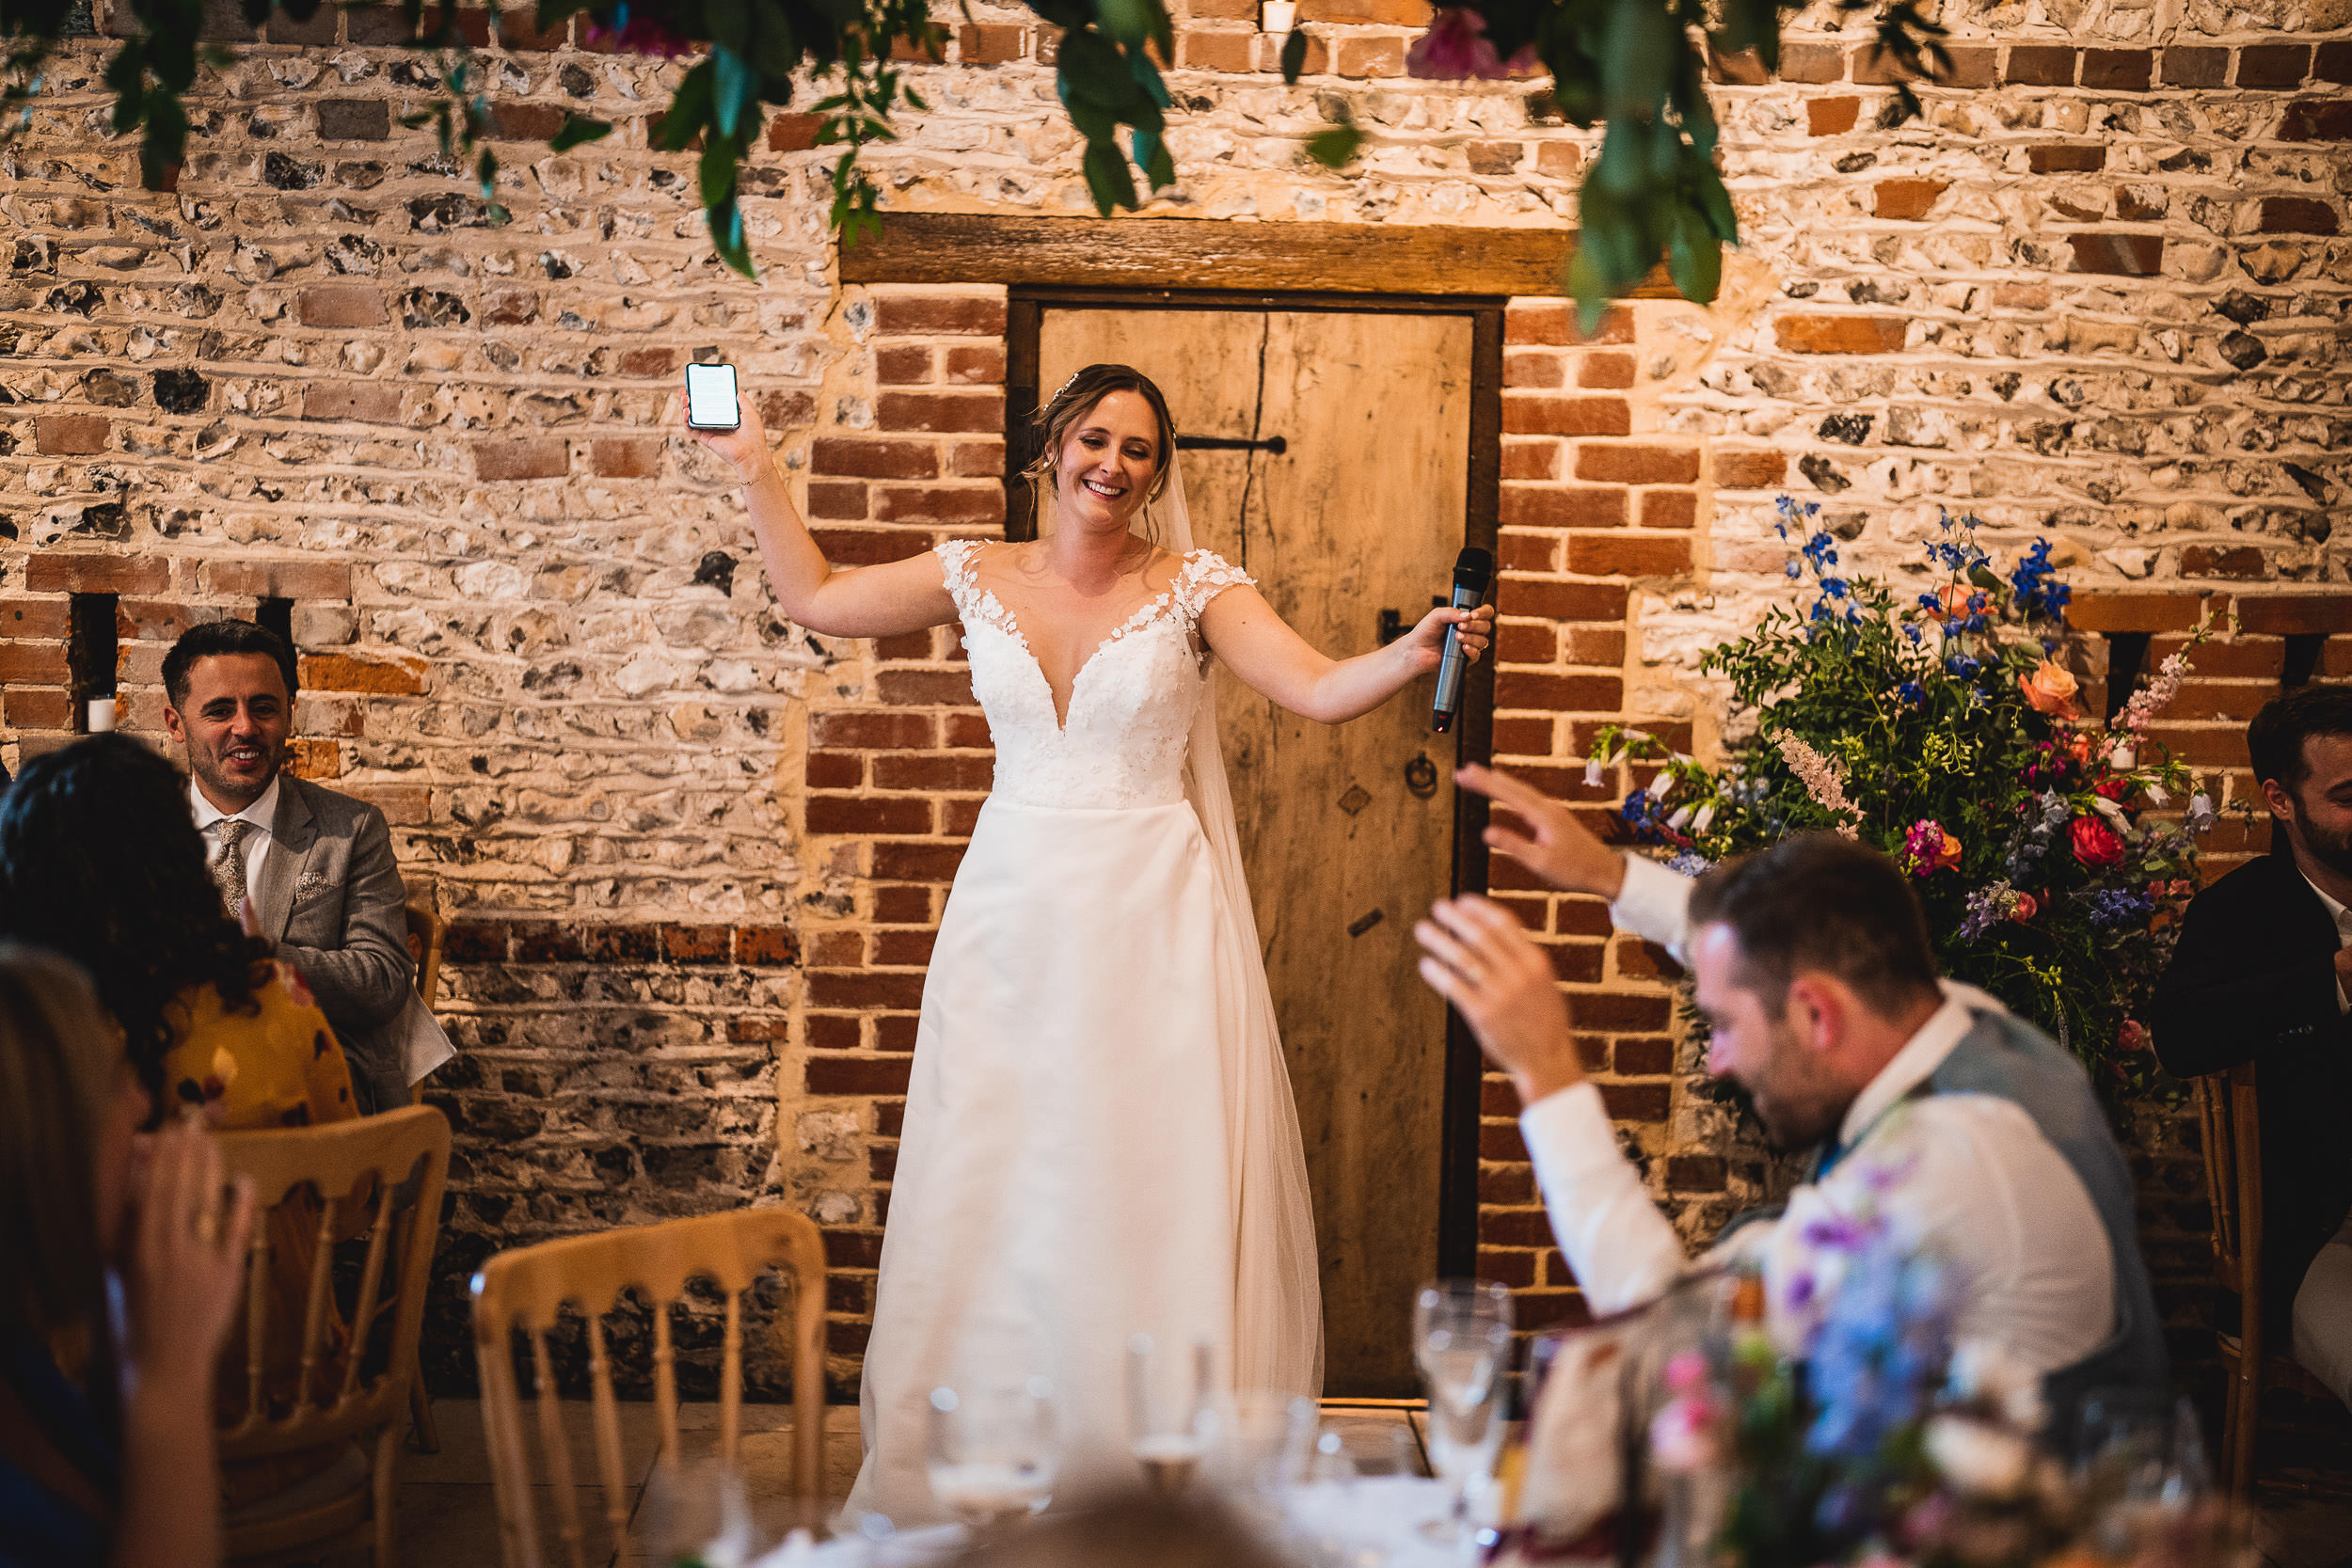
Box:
(1404, 754, 1439, 799)
(1176, 434, 1289, 454)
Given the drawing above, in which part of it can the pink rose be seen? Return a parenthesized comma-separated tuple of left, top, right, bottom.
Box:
(2118, 1019, 2150, 1054)
(1406, 8, 1535, 79)
(2069, 815, 2125, 868)
(2010, 892, 2039, 921)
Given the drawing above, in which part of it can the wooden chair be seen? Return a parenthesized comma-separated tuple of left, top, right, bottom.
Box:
(405, 900, 447, 1010)
(215, 1105, 452, 1566)
(401, 899, 452, 1454)
(2194, 1061, 2334, 1494)
(470, 1209, 831, 1568)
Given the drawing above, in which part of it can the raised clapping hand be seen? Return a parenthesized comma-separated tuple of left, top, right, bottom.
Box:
(126, 1117, 257, 1388)
(1414, 895, 1584, 1106)
(1454, 762, 1625, 900)
(674, 386, 776, 486)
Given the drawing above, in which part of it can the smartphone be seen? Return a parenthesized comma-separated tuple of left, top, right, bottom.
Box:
(685, 362, 741, 431)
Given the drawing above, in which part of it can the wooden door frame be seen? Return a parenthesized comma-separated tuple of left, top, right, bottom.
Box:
(1003, 284, 1500, 1282)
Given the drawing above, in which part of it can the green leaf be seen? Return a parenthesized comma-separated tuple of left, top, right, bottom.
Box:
(1096, 0, 1155, 46)
(754, 0, 802, 77)
(699, 135, 741, 209)
(707, 198, 755, 278)
(1664, 202, 1720, 304)
(1279, 26, 1308, 83)
(1599, 0, 1678, 117)
(1565, 241, 1612, 336)
(1304, 124, 1362, 168)
(1136, 127, 1175, 189)
(705, 0, 751, 55)
(138, 87, 184, 190)
(548, 112, 612, 152)
(1967, 563, 2005, 594)
(712, 45, 756, 139)
(1080, 137, 1138, 214)
(1688, 155, 1737, 242)
(654, 59, 714, 151)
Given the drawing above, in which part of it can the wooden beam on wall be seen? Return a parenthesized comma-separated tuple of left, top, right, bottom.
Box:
(836, 213, 1682, 299)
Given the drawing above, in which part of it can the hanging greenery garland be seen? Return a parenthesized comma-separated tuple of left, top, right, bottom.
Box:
(2, 0, 1959, 318)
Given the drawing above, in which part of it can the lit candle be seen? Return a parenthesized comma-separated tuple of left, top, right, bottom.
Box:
(1262, 0, 1296, 31)
(87, 697, 117, 733)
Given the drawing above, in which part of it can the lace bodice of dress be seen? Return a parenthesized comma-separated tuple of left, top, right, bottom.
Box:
(936, 541, 1255, 810)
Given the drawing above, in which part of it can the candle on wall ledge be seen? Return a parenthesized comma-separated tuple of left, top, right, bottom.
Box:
(1261, 0, 1296, 32)
(87, 697, 117, 734)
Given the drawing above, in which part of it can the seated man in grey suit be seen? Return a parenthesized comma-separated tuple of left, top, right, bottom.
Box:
(1415, 768, 2168, 1426)
(162, 620, 416, 1112)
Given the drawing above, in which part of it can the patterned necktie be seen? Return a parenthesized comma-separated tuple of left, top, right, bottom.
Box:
(210, 819, 253, 919)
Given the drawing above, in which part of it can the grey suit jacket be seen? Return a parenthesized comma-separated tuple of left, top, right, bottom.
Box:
(258, 773, 415, 1113)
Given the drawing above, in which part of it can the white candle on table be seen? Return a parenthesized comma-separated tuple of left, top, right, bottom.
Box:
(87, 697, 117, 733)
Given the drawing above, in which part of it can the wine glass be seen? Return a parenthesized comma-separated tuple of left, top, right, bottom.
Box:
(1413, 1278, 1514, 1536)
(1127, 1334, 1218, 1496)
(925, 1378, 1058, 1529)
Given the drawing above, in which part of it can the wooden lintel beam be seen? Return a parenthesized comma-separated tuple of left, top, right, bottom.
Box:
(835, 213, 1683, 299)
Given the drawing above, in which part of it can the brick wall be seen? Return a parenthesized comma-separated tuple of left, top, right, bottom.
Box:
(2, 0, 2345, 1394)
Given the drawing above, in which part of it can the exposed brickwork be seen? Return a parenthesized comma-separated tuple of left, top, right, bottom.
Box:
(2, 0, 2344, 1397)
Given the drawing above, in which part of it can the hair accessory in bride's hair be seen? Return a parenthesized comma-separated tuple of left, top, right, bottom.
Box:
(1045, 369, 1086, 408)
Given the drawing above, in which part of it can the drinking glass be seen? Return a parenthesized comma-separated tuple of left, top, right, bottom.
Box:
(924, 1378, 1058, 1529)
(1221, 1389, 1320, 1496)
(641, 1458, 753, 1567)
(1127, 1334, 1217, 1496)
(1413, 1278, 1514, 1535)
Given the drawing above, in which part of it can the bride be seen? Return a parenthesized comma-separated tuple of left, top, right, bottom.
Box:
(687, 364, 1492, 1521)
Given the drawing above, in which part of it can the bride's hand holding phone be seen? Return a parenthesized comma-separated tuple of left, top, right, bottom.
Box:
(675, 384, 773, 485)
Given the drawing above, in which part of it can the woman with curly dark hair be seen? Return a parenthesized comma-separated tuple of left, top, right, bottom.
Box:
(0, 734, 357, 1129)
(0, 735, 363, 1507)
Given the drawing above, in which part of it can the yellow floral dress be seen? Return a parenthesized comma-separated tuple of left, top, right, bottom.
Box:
(159, 961, 364, 1506)
(159, 959, 358, 1131)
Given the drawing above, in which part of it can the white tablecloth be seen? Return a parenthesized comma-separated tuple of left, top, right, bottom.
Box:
(773, 1477, 1466, 1567)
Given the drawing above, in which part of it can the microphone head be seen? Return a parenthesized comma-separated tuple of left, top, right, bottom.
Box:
(1452, 546, 1494, 593)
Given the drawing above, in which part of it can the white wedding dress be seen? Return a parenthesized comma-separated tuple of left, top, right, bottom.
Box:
(843, 536, 1324, 1524)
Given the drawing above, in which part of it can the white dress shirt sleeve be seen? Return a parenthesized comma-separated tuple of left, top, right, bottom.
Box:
(1518, 1084, 1690, 1316)
(1609, 854, 1694, 963)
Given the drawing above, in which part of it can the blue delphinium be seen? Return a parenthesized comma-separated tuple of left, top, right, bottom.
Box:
(1802, 1224, 1957, 1469)
(2008, 538, 2072, 623)
(1897, 681, 1926, 706)
(2083, 886, 2157, 928)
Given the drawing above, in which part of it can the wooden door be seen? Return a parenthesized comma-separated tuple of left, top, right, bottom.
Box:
(1037, 308, 1474, 1395)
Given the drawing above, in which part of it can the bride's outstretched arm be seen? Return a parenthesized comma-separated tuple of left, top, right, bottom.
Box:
(678, 389, 957, 639)
(1201, 586, 1493, 724)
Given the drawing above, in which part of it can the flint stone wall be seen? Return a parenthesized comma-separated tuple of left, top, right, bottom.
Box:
(0, 0, 2344, 1396)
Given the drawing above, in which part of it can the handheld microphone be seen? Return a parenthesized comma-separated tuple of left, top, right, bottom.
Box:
(1431, 546, 1493, 734)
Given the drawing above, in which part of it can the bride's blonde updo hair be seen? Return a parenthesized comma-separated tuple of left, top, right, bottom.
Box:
(1022, 364, 1179, 537)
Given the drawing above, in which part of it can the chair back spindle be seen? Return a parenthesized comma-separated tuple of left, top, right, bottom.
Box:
(470, 1208, 830, 1568)
(213, 1104, 452, 1563)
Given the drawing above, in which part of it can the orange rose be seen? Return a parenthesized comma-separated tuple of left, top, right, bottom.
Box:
(2018, 657, 2082, 720)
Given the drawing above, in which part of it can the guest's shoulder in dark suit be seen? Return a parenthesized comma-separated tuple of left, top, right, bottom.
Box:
(2152, 849, 2340, 1081)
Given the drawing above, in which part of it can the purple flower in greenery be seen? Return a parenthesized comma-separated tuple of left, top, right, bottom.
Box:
(583, 7, 695, 55)
(1406, 8, 1534, 79)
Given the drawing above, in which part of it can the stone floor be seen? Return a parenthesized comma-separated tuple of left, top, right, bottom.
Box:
(347, 1395, 2352, 1567)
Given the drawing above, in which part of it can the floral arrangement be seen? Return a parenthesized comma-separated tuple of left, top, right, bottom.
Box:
(1647, 1210, 2084, 1568)
(1588, 499, 2212, 1102)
